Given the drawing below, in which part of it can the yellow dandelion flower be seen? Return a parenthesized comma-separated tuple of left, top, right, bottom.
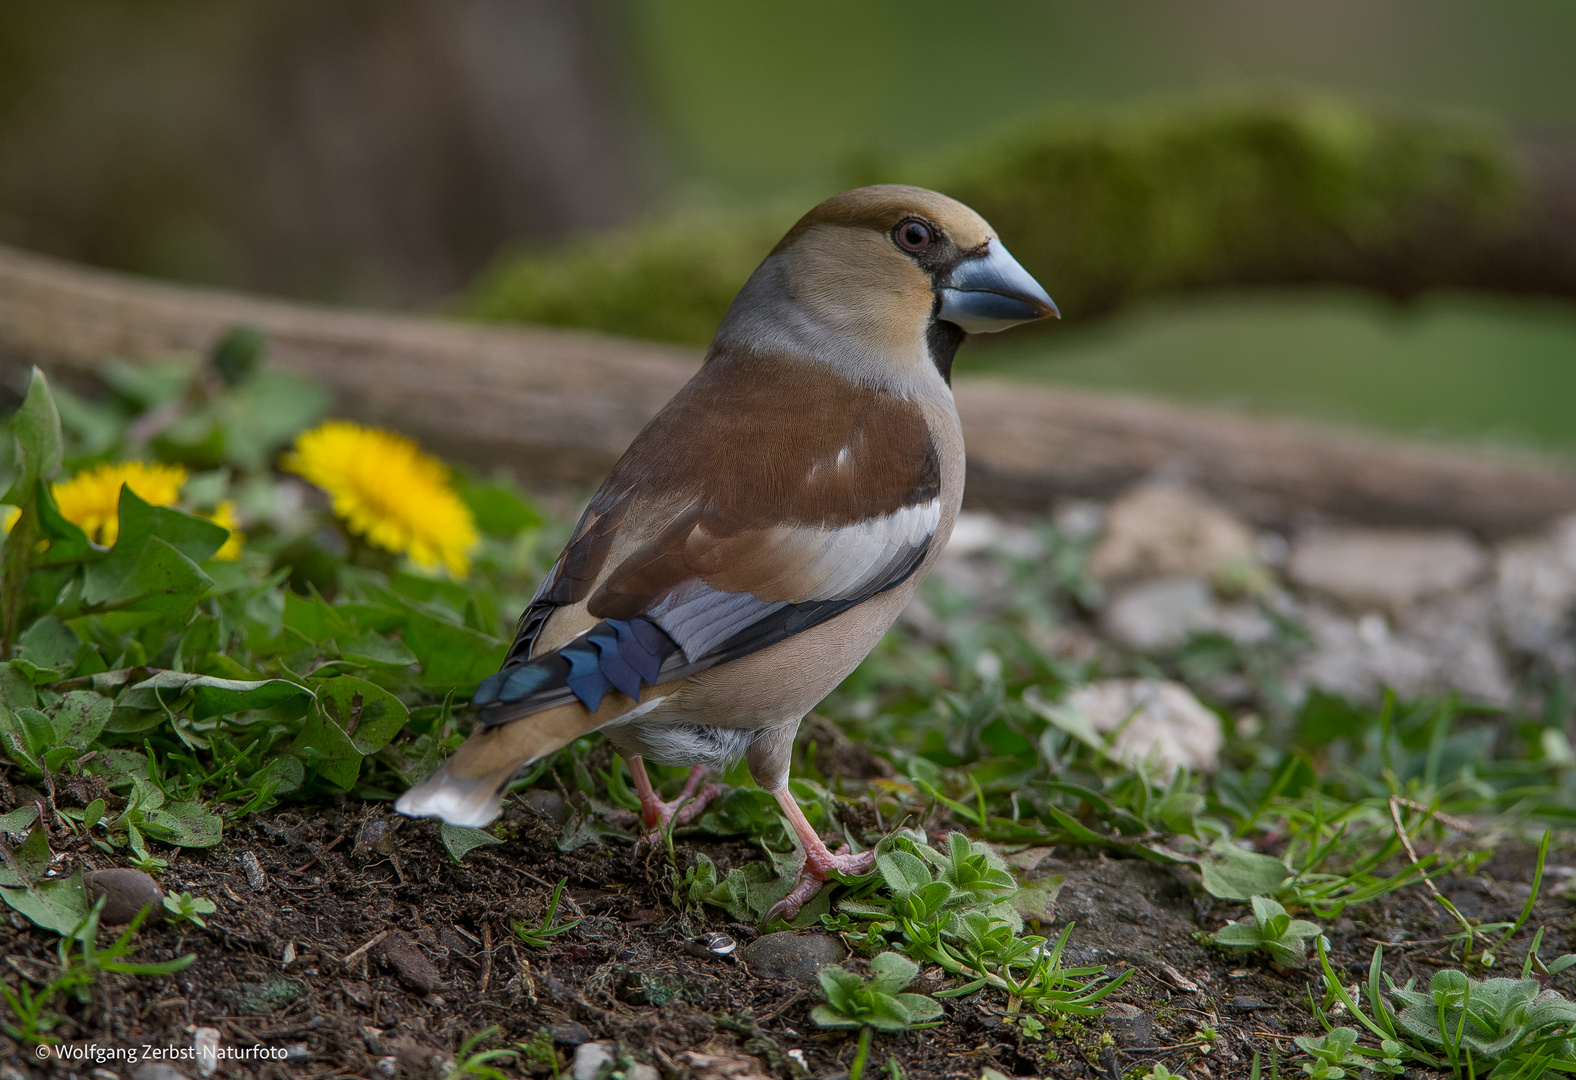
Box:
(1, 505, 18, 534)
(53, 461, 189, 546)
(203, 500, 244, 560)
(282, 421, 477, 577)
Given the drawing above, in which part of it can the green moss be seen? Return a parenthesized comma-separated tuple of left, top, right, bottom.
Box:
(458, 98, 1520, 344)
(462, 208, 793, 346)
(944, 97, 1518, 318)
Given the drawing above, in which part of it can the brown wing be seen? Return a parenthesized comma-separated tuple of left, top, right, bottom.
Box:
(501, 345, 940, 670)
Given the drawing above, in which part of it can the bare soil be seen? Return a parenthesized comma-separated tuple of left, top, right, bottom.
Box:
(0, 784, 1565, 1080)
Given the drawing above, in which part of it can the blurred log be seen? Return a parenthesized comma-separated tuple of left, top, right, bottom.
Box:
(2, 243, 1575, 537)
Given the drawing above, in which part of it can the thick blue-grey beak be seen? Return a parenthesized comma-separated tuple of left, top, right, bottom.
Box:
(938, 239, 1059, 333)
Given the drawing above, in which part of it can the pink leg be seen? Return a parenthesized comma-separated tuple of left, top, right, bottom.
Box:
(627, 757, 724, 837)
(764, 785, 876, 923)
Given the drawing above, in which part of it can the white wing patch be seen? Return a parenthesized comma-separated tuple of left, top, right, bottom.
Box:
(646, 498, 940, 662)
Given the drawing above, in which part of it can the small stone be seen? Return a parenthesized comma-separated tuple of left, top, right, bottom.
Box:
(1088, 485, 1260, 586)
(1103, 576, 1217, 651)
(1229, 995, 1271, 1011)
(1289, 527, 1486, 613)
(283, 1044, 310, 1061)
(439, 929, 473, 956)
(375, 1058, 398, 1078)
(132, 1066, 189, 1080)
(381, 930, 441, 994)
(1052, 679, 1222, 776)
(193, 1027, 221, 1078)
(341, 979, 375, 1008)
(84, 868, 163, 925)
(548, 1022, 593, 1046)
(1104, 1002, 1155, 1049)
(1497, 515, 1576, 674)
(740, 931, 848, 987)
(519, 788, 571, 826)
(572, 1042, 614, 1080)
(354, 817, 400, 856)
(675, 1050, 773, 1080)
(241, 851, 268, 891)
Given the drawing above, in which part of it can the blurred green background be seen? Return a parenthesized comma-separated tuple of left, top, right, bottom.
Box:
(2, 0, 1574, 454)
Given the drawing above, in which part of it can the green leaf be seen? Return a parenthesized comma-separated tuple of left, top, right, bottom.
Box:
(878, 849, 935, 900)
(809, 1004, 863, 1030)
(894, 992, 944, 1023)
(129, 672, 314, 722)
(1200, 839, 1291, 900)
(1010, 874, 1062, 921)
(92, 537, 214, 627)
(82, 489, 223, 605)
(18, 615, 82, 676)
(142, 801, 223, 848)
(336, 630, 418, 669)
(49, 690, 112, 749)
(211, 324, 267, 386)
(460, 481, 542, 535)
(397, 602, 507, 686)
(0, 822, 52, 887)
(290, 709, 363, 790)
(32, 480, 97, 564)
(313, 676, 409, 755)
(869, 950, 920, 994)
(440, 822, 504, 864)
(0, 869, 89, 935)
(0, 805, 39, 838)
(4, 368, 63, 503)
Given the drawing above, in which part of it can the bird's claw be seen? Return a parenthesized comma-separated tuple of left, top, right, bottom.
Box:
(641, 782, 725, 840)
(763, 844, 876, 924)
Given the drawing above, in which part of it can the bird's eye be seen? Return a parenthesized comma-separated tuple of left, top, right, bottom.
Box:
(894, 219, 933, 253)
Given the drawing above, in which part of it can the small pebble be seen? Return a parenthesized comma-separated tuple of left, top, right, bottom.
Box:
(740, 931, 847, 987)
(1104, 1002, 1155, 1049)
(193, 1027, 221, 1078)
(131, 1066, 189, 1080)
(381, 930, 441, 994)
(241, 851, 268, 891)
(375, 1057, 397, 1078)
(83, 868, 163, 925)
(354, 816, 400, 856)
(548, 1022, 593, 1046)
(283, 1045, 309, 1061)
(520, 789, 571, 826)
(1229, 995, 1272, 1011)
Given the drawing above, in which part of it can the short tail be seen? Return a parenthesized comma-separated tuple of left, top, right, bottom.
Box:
(393, 701, 602, 827)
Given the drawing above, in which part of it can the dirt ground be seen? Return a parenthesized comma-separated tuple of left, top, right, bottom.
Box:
(1, 772, 1566, 1080)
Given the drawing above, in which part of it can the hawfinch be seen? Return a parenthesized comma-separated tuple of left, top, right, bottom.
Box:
(397, 185, 1057, 917)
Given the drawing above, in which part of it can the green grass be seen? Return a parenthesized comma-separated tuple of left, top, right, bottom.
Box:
(961, 288, 1576, 454)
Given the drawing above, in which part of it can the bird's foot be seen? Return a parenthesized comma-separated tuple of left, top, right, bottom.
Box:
(765, 843, 876, 923)
(632, 762, 724, 840)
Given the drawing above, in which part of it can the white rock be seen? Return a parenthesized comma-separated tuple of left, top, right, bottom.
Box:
(1087, 485, 1259, 585)
(572, 1042, 657, 1080)
(1058, 679, 1222, 776)
(1103, 577, 1217, 651)
(1287, 592, 1512, 707)
(1496, 514, 1576, 673)
(572, 1043, 614, 1080)
(1288, 527, 1486, 613)
(193, 1028, 220, 1079)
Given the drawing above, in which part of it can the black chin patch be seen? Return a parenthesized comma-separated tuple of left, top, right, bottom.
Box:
(926, 318, 966, 384)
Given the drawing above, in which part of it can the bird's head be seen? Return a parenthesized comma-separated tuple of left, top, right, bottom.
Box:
(713, 184, 1058, 391)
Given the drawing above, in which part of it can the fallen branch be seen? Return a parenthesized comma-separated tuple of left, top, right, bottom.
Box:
(2, 244, 1574, 535)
